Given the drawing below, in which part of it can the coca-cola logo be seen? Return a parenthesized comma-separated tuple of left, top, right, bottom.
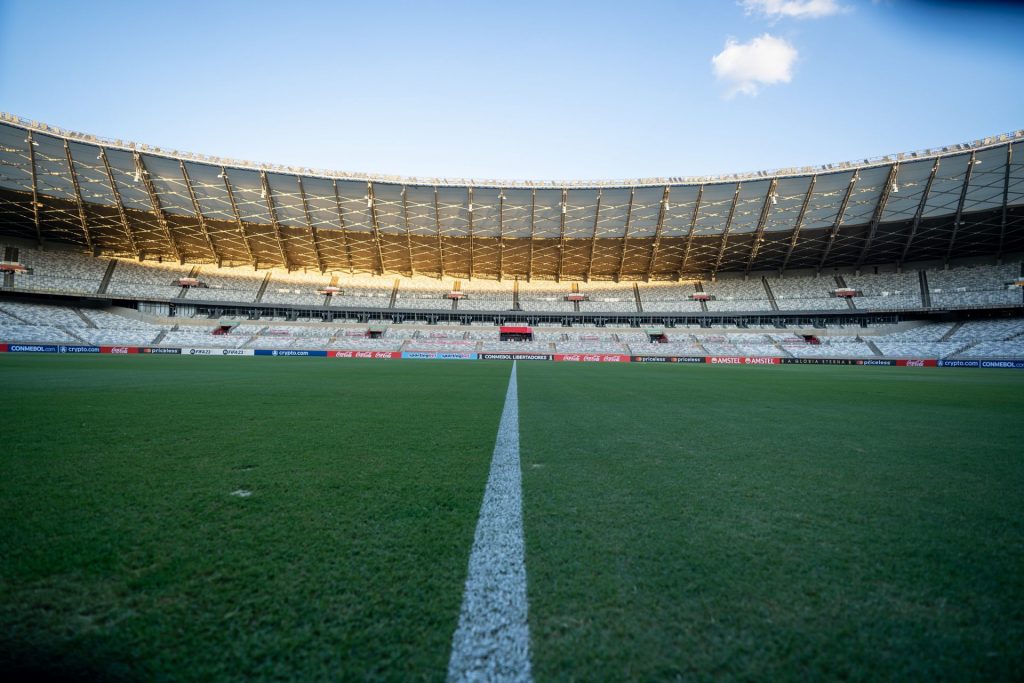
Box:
(355, 352, 373, 358)
(904, 359, 925, 367)
(110, 346, 129, 354)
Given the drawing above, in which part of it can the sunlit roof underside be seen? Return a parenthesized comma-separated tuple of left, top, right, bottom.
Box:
(1, 114, 1022, 279)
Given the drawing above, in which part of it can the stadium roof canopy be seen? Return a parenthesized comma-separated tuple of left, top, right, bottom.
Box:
(1, 112, 1022, 280)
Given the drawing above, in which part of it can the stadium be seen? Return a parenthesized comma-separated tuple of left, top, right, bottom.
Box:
(0, 112, 1023, 360)
(2, 2, 1023, 681)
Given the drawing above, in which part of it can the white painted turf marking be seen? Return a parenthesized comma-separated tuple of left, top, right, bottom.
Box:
(447, 362, 533, 682)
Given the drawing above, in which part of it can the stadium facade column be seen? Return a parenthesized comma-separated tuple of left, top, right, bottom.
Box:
(63, 140, 94, 253)
(135, 152, 182, 263)
(179, 160, 220, 264)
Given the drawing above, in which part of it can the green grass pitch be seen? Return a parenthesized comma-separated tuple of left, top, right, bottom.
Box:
(2, 356, 1023, 681)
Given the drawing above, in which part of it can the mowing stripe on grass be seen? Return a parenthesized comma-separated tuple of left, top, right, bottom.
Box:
(447, 362, 533, 683)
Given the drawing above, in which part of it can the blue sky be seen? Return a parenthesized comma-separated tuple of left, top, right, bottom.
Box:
(1, 0, 1021, 181)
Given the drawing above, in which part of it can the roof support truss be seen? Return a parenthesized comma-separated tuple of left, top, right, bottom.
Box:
(135, 153, 181, 263)
(997, 143, 1013, 260)
(497, 191, 505, 281)
(221, 168, 258, 269)
(331, 180, 355, 274)
(179, 161, 219, 263)
(98, 148, 140, 259)
(712, 184, 743, 278)
(585, 190, 603, 281)
(403, 187, 414, 276)
(26, 131, 42, 245)
(62, 140, 93, 252)
(944, 151, 977, 263)
(781, 176, 817, 272)
(556, 188, 568, 281)
(527, 189, 536, 281)
(259, 171, 291, 269)
(644, 187, 671, 281)
(745, 178, 778, 275)
(433, 187, 445, 277)
(366, 183, 386, 275)
(615, 188, 637, 282)
(677, 184, 704, 279)
(856, 164, 898, 270)
(296, 177, 326, 273)
(817, 171, 860, 272)
(899, 159, 940, 266)
(468, 187, 475, 279)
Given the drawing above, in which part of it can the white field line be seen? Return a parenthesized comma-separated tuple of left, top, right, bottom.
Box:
(447, 361, 533, 683)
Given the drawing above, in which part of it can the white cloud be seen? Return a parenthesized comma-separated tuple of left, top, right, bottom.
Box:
(711, 34, 798, 97)
(741, 0, 848, 19)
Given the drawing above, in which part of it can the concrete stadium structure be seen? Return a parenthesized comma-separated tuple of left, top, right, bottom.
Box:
(1, 113, 1022, 282)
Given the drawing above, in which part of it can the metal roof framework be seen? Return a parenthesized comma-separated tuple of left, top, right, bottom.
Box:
(1, 115, 1023, 279)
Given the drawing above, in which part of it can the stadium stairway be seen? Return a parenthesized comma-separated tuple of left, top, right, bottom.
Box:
(919, 270, 932, 307)
(762, 277, 780, 311)
(865, 340, 884, 357)
(255, 273, 272, 303)
(633, 283, 643, 312)
(151, 330, 168, 345)
(389, 279, 400, 308)
(73, 309, 98, 328)
(940, 322, 965, 341)
(97, 260, 117, 294)
(60, 326, 88, 343)
(0, 305, 31, 325)
(835, 275, 856, 309)
(694, 281, 709, 312)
